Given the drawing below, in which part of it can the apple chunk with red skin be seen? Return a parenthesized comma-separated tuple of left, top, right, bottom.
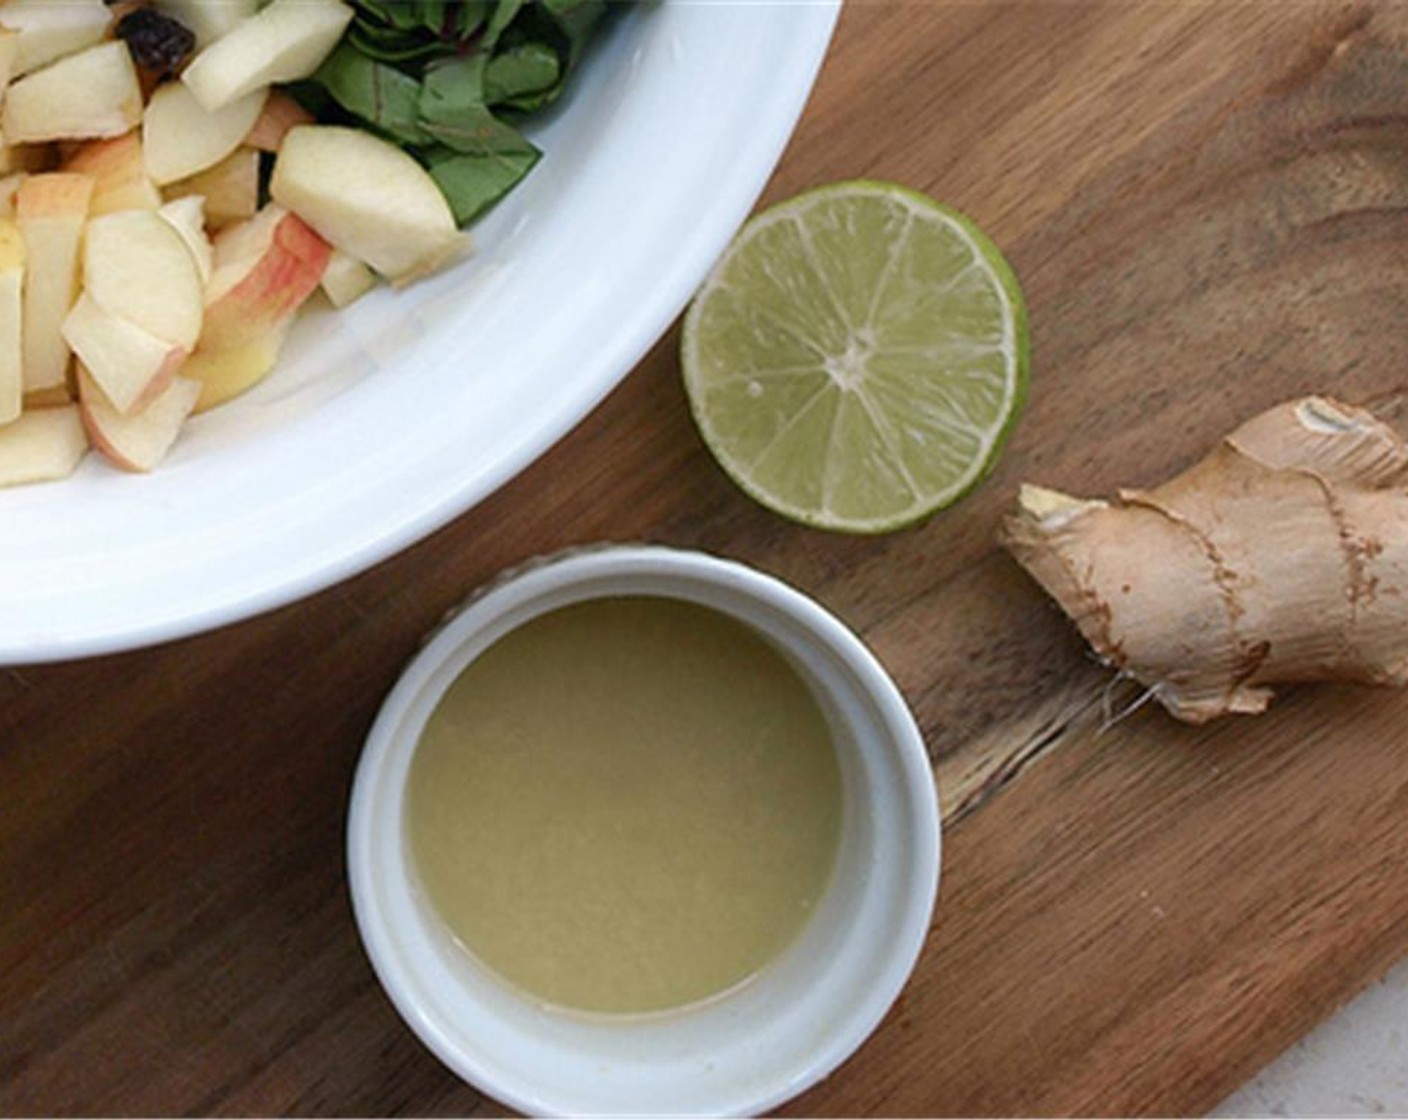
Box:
(184, 204, 331, 410)
(0, 176, 23, 221)
(16, 172, 94, 396)
(62, 293, 188, 414)
(203, 204, 330, 348)
(78, 367, 201, 472)
(243, 91, 313, 153)
(62, 131, 162, 216)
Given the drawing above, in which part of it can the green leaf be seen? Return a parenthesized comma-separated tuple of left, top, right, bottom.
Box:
(411, 0, 448, 34)
(484, 41, 559, 105)
(315, 43, 433, 145)
(446, 0, 492, 39)
(358, 0, 424, 32)
(539, 0, 608, 65)
(303, 0, 630, 231)
(420, 52, 489, 115)
(418, 54, 536, 154)
(346, 1, 488, 58)
(422, 101, 536, 155)
(482, 0, 527, 49)
(426, 144, 541, 224)
(348, 20, 440, 63)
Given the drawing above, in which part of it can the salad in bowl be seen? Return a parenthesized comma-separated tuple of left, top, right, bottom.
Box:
(0, 0, 839, 661)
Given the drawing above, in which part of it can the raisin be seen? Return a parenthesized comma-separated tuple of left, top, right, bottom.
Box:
(116, 8, 196, 76)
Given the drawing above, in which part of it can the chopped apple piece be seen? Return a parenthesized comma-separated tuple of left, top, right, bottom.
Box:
(184, 323, 292, 413)
(155, 0, 257, 48)
(0, 219, 24, 423)
(0, 405, 87, 486)
(62, 131, 162, 216)
(157, 197, 213, 284)
(143, 81, 267, 186)
(272, 126, 463, 283)
(0, 27, 18, 90)
(83, 210, 203, 350)
(210, 201, 283, 270)
(243, 90, 314, 153)
(182, 0, 354, 112)
(0, 175, 24, 221)
(201, 204, 330, 351)
(187, 204, 330, 409)
(165, 147, 257, 229)
(15, 172, 92, 218)
(3, 0, 111, 77)
(3, 41, 143, 144)
(16, 173, 93, 395)
(62, 293, 187, 414)
(78, 367, 200, 472)
(319, 249, 375, 309)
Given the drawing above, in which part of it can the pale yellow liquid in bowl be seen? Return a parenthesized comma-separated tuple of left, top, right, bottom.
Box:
(406, 596, 843, 1015)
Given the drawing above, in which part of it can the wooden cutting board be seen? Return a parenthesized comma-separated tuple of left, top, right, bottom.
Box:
(6, 2, 1408, 1114)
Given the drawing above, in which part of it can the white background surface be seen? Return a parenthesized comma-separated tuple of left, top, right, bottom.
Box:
(1214, 958, 1408, 1117)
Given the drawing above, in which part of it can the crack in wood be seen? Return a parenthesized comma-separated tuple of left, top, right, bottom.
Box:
(937, 678, 1108, 822)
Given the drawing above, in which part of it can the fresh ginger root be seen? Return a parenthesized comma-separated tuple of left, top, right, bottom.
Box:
(1002, 396, 1408, 723)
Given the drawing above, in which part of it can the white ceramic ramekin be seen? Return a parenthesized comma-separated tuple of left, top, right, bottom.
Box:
(347, 545, 941, 1117)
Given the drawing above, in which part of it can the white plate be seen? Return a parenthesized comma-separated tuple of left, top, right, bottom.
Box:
(0, 1, 840, 664)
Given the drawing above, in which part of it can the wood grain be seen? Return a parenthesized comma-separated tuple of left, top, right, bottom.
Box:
(8, 2, 1408, 1115)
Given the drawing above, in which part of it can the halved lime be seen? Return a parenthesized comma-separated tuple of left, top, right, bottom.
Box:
(681, 180, 1029, 533)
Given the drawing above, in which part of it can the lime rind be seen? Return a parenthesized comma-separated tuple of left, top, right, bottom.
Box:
(682, 179, 1030, 534)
